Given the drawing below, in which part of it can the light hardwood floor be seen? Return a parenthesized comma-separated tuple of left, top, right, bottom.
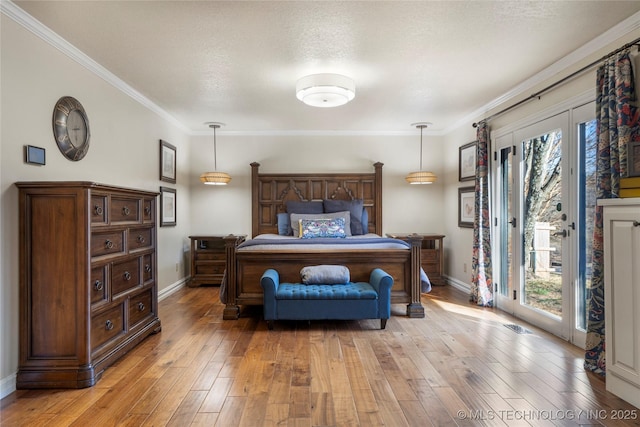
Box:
(2, 284, 639, 427)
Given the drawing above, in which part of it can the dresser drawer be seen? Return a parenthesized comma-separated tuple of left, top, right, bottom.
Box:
(129, 288, 153, 328)
(142, 253, 154, 283)
(91, 303, 125, 351)
(91, 230, 125, 258)
(143, 198, 154, 223)
(112, 257, 141, 297)
(111, 196, 141, 224)
(91, 195, 108, 225)
(129, 227, 153, 252)
(90, 265, 109, 307)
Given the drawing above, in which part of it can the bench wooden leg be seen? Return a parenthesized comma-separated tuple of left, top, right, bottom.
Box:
(381, 319, 387, 329)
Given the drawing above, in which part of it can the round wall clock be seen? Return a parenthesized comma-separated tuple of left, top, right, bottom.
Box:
(52, 96, 90, 161)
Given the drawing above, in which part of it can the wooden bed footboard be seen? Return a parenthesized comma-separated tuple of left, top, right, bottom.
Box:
(223, 235, 425, 320)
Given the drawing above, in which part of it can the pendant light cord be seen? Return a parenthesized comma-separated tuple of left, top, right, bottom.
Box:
(213, 125, 218, 171)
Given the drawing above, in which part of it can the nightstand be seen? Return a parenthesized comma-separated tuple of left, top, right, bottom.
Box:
(386, 233, 445, 285)
(188, 235, 232, 287)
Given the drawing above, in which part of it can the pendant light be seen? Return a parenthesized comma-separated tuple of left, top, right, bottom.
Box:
(200, 122, 231, 185)
(405, 122, 437, 184)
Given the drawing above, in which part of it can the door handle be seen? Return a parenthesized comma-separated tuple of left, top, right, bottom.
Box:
(553, 229, 567, 238)
(508, 217, 516, 228)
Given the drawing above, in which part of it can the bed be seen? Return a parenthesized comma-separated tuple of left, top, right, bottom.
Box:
(221, 162, 427, 320)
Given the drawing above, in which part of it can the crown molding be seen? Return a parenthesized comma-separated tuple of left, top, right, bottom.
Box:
(447, 10, 640, 133)
(1, 0, 190, 133)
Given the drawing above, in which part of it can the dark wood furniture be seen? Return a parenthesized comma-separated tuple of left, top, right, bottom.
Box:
(223, 162, 425, 320)
(188, 235, 246, 287)
(16, 182, 161, 389)
(386, 233, 445, 286)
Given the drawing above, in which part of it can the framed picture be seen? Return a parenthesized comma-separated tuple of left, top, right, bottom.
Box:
(629, 141, 640, 177)
(159, 140, 176, 183)
(160, 186, 176, 227)
(459, 141, 477, 181)
(25, 145, 46, 165)
(458, 186, 475, 228)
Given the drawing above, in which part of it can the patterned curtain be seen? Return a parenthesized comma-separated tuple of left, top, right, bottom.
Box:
(470, 121, 494, 306)
(585, 49, 638, 374)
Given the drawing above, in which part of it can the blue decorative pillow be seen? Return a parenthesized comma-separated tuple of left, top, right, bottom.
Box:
(361, 207, 368, 234)
(300, 217, 347, 239)
(285, 200, 323, 214)
(323, 199, 364, 235)
(277, 212, 292, 236)
(291, 211, 351, 237)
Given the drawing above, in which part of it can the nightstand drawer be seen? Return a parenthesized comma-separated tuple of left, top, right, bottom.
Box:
(195, 261, 225, 275)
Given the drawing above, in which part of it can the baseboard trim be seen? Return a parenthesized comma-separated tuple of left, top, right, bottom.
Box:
(442, 275, 471, 294)
(0, 372, 16, 400)
(158, 276, 189, 301)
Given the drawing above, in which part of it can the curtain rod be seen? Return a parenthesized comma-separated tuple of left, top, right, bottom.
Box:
(472, 36, 640, 128)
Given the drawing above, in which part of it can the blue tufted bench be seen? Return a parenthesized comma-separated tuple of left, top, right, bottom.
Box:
(260, 268, 393, 330)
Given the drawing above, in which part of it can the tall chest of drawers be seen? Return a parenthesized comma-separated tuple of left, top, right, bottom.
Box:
(16, 182, 161, 389)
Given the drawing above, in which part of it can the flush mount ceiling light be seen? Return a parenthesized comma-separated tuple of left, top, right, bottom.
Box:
(405, 122, 437, 185)
(200, 122, 231, 185)
(296, 73, 355, 107)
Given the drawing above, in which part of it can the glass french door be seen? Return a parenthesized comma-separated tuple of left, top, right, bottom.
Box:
(493, 103, 595, 345)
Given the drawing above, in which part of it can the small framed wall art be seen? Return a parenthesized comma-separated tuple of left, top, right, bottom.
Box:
(160, 186, 176, 227)
(159, 140, 176, 183)
(458, 186, 475, 228)
(25, 145, 46, 165)
(459, 141, 477, 181)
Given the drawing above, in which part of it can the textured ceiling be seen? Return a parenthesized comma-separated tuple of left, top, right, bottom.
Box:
(12, 1, 640, 134)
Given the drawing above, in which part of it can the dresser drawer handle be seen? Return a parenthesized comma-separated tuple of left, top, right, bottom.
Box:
(94, 280, 103, 291)
(634, 220, 640, 227)
(94, 205, 103, 216)
(145, 264, 152, 273)
(123, 271, 131, 281)
(122, 206, 130, 216)
(137, 302, 145, 312)
(137, 235, 145, 244)
(105, 240, 114, 249)
(105, 320, 114, 330)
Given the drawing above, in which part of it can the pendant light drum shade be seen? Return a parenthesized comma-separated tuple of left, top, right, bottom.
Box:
(200, 122, 231, 185)
(296, 74, 355, 107)
(405, 122, 437, 184)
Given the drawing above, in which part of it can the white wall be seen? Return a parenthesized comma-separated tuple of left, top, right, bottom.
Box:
(0, 16, 191, 397)
(188, 134, 445, 236)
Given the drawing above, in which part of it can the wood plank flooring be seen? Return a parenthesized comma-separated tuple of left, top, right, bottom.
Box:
(2, 285, 639, 426)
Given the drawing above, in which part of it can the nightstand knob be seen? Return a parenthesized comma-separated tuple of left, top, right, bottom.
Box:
(94, 205, 103, 216)
(137, 302, 145, 312)
(123, 271, 131, 281)
(144, 206, 151, 215)
(105, 320, 114, 330)
(105, 240, 114, 249)
(122, 206, 130, 216)
(137, 235, 145, 244)
(94, 280, 103, 291)
(145, 264, 151, 273)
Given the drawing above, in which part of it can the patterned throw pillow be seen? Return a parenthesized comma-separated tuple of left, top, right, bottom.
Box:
(299, 217, 347, 239)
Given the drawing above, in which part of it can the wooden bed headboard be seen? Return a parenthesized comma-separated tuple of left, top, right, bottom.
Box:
(251, 162, 383, 237)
